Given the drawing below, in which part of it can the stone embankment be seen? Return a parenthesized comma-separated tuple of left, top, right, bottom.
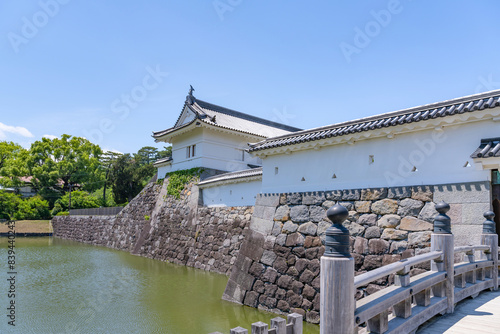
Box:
(52, 179, 252, 275)
(53, 178, 488, 324)
(224, 186, 452, 323)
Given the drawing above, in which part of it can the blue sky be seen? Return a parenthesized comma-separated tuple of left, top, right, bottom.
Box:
(1, 1, 499, 153)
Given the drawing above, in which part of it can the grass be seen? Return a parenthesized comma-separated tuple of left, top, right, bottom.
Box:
(0, 220, 52, 234)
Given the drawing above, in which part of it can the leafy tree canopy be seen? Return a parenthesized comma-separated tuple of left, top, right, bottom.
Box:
(5, 135, 104, 202)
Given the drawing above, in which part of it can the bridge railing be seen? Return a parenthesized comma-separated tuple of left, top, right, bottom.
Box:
(322, 202, 498, 334)
(213, 203, 497, 334)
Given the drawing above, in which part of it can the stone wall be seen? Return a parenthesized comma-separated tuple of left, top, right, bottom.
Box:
(52, 179, 252, 276)
(223, 181, 491, 323)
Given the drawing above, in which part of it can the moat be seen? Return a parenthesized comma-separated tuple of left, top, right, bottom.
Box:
(0, 237, 319, 333)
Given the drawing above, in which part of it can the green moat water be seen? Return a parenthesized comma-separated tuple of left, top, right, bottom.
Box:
(0, 237, 319, 333)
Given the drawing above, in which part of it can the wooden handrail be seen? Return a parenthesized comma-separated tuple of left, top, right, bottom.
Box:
(454, 245, 490, 254)
(354, 251, 443, 288)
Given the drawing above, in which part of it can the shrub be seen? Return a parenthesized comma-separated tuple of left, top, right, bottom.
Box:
(56, 211, 69, 216)
(14, 196, 51, 220)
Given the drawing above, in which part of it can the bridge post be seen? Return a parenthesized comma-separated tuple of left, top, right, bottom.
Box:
(431, 201, 454, 313)
(481, 211, 498, 290)
(320, 204, 354, 334)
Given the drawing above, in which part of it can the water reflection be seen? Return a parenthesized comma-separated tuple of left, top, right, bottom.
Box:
(0, 237, 319, 333)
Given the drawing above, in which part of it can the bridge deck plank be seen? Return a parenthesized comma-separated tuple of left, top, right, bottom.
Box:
(417, 289, 500, 333)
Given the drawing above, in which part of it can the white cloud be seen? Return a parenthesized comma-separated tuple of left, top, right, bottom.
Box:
(0, 122, 34, 140)
(43, 134, 58, 140)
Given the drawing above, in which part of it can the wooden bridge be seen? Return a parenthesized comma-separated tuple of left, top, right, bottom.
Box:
(212, 202, 499, 334)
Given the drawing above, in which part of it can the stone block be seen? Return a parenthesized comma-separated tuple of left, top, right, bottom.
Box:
(325, 190, 342, 200)
(271, 221, 283, 236)
(390, 240, 408, 253)
(448, 203, 462, 226)
(363, 255, 383, 271)
(286, 232, 305, 247)
(371, 199, 398, 215)
(273, 256, 288, 274)
(355, 201, 371, 213)
(290, 205, 309, 223)
(452, 224, 482, 246)
(279, 194, 287, 205)
(276, 234, 287, 246)
(382, 254, 401, 266)
(400, 217, 433, 231)
(358, 213, 377, 226)
(254, 205, 277, 220)
(397, 198, 424, 217)
(321, 200, 336, 210)
(255, 193, 280, 207)
(361, 188, 388, 201)
(354, 236, 369, 254)
(378, 214, 401, 228)
(343, 221, 365, 237)
(368, 239, 390, 254)
(408, 231, 432, 248)
(222, 278, 246, 304)
(261, 250, 277, 266)
(286, 193, 302, 205)
(282, 221, 299, 233)
(250, 217, 275, 235)
(433, 181, 490, 204)
(239, 230, 265, 261)
(388, 186, 412, 199)
(302, 192, 325, 205)
(243, 291, 259, 308)
(364, 226, 381, 239)
(411, 186, 434, 202)
(461, 202, 491, 225)
(381, 228, 408, 240)
(343, 189, 361, 200)
(309, 206, 326, 222)
(418, 202, 438, 223)
(338, 201, 354, 211)
(317, 221, 330, 236)
(273, 205, 290, 221)
(347, 210, 360, 222)
(262, 267, 279, 283)
(298, 222, 318, 236)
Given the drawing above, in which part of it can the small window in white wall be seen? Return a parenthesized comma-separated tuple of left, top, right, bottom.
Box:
(275, 167, 279, 175)
(411, 166, 418, 172)
(186, 145, 196, 159)
(463, 161, 472, 168)
(369, 155, 375, 164)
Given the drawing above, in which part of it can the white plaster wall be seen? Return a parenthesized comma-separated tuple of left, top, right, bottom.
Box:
(157, 164, 172, 179)
(201, 179, 261, 207)
(261, 120, 498, 193)
(163, 128, 263, 173)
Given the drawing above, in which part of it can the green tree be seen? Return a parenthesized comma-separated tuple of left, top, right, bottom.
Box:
(135, 146, 158, 165)
(156, 146, 172, 160)
(100, 151, 122, 206)
(0, 190, 21, 220)
(51, 190, 101, 216)
(0, 141, 28, 189)
(0, 141, 23, 170)
(6, 135, 104, 204)
(108, 154, 155, 204)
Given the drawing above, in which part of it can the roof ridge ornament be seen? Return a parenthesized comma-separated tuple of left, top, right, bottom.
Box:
(187, 85, 195, 105)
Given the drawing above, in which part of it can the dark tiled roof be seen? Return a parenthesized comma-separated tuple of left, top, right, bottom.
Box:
(249, 90, 500, 152)
(153, 156, 172, 166)
(153, 93, 301, 139)
(198, 167, 262, 187)
(471, 138, 500, 159)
